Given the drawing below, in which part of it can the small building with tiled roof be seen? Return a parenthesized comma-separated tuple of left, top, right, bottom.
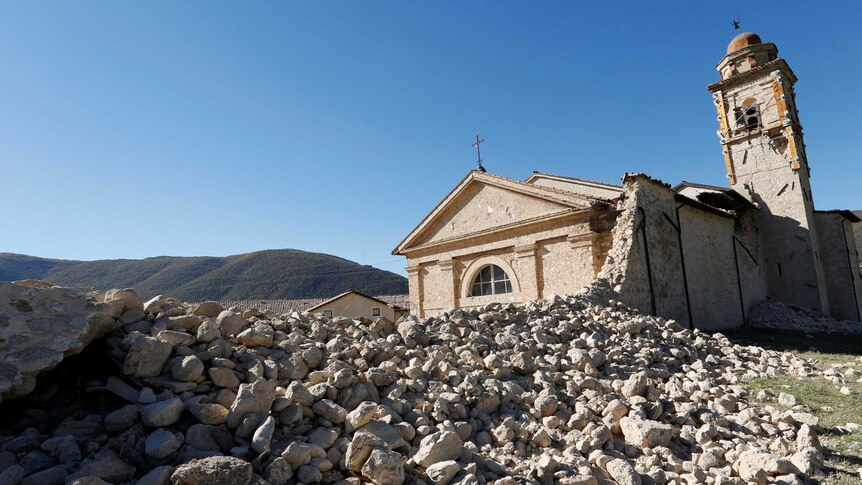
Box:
(204, 294, 409, 316)
(306, 290, 409, 321)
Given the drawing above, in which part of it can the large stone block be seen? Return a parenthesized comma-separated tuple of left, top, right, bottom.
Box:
(0, 282, 120, 402)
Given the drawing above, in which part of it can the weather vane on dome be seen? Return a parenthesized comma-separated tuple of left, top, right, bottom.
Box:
(732, 15, 741, 30)
(472, 135, 486, 172)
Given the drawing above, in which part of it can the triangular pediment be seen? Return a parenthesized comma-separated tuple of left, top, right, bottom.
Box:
(394, 171, 594, 254)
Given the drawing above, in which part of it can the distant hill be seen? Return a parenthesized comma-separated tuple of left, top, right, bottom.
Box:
(0, 250, 407, 301)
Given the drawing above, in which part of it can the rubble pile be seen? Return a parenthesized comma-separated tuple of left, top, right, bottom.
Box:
(0, 282, 830, 485)
(748, 298, 862, 334)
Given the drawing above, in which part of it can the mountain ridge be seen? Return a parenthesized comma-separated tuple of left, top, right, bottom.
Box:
(0, 249, 407, 301)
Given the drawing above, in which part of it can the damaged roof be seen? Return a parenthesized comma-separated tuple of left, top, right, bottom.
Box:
(674, 180, 757, 213)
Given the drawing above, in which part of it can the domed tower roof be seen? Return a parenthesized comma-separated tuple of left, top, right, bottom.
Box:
(715, 32, 778, 80)
(727, 32, 763, 54)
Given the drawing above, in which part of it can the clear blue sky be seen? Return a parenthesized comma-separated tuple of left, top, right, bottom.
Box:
(1, 1, 860, 276)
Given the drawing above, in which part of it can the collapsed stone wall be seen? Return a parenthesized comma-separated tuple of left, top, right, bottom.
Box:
(590, 175, 689, 328)
(589, 174, 770, 331)
(587, 176, 649, 310)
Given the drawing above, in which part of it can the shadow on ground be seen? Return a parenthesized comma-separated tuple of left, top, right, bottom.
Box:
(724, 326, 862, 357)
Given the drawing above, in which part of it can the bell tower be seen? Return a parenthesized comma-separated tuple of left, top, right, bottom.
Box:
(707, 32, 829, 312)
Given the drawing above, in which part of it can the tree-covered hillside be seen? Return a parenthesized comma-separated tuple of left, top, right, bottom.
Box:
(0, 249, 407, 301)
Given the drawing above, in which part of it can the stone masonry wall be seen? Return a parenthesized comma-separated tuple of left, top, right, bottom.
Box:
(678, 206, 741, 330)
(537, 237, 595, 298)
(734, 210, 770, 320)
(594, 177, 651, 314)
(419, 183, 569, 247)
(814, 213, 862, 321)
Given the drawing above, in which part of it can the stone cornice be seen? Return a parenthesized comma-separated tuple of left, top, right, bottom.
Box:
(567, 233, 592, 249)
(392, 170, 597, 256)
(707, 59, 796, 92)
(514, 243, 537, 256)
(398, 207, 593, 257)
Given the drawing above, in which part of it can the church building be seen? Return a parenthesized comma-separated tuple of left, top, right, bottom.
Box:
(394, 32, 862, 329)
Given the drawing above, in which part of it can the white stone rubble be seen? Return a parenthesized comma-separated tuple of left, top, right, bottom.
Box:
(748, 297, 862, 334)
(0, 283, 840, 484)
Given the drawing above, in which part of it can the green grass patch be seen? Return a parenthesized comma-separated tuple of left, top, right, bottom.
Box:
(726, 327, 862, 484)
(746, 375, 862, 432)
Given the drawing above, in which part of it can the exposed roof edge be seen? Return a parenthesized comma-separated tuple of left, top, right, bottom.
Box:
(814, 210, 862, 223)
(673, 180, 728, 193)
(674, 193, 736, 219)
(526, 171, 623, 190)
(622, 172, 673, 189)
(481, 171, 610, 203)
(671, 180, 757, 212)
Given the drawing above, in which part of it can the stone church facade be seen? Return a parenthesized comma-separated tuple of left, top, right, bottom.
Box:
(392, 171, 619, 317)
(394, 32, 862, 329)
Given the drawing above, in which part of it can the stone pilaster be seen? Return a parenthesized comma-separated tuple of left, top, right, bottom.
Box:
(438, 258, 459, 310)
(515, 243, 541, 300)
(567, 234, 592, 249)
(568, 233, 598, 276)
(406, 265, 423, 318)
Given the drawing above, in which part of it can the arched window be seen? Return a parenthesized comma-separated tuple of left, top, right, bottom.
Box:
(739, 98, 760, 131)
(469, 264, 512, 296)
